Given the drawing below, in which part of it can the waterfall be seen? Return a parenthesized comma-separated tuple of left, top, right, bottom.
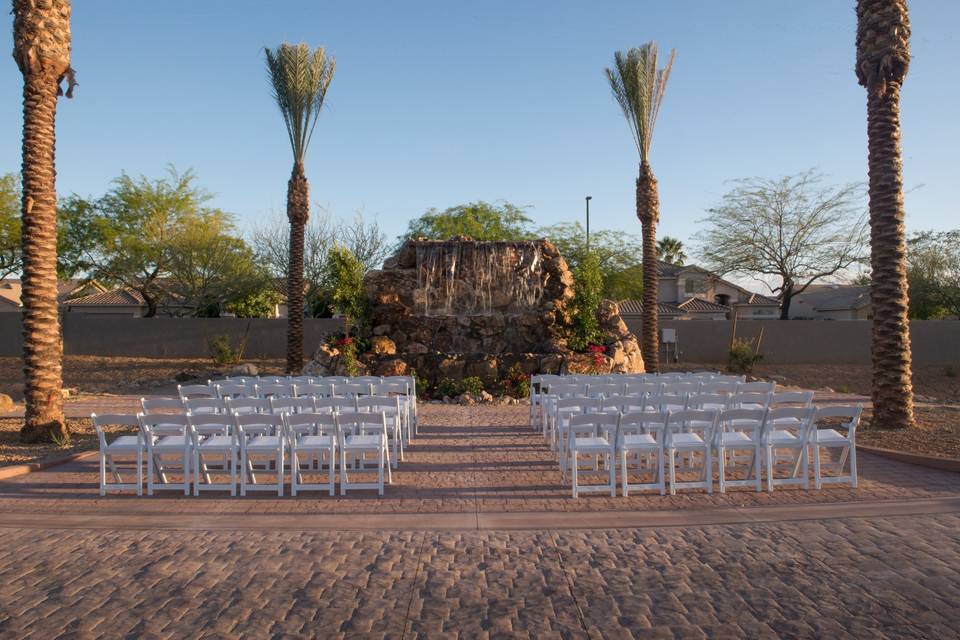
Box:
(416, 241, 544, 316)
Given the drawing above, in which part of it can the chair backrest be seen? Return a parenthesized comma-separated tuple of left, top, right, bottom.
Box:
(352, 376, 384, 385)
(140, 397, 184, 414)
(224, 396, 269, 415)
(738, 381, 776, 394)
(254, 383, 296, 399)
(712, 374, 746, 384)
(283, 412, 337, 439)
(567, 412, 619, 442)
(699, 381, 738, 395)
(770, 391, 814, 407)
(657, 392, 688, 412)
(555, 396, 601, 414)
(811, 405, 862, 439)
(357, 395, 401, 415)
(666, 409, 718, 438)
(717, 408, 767, 441)
(586, 382, 623, 399)
(661, 381, 700, 394)
(91, 413, 140, 449)
(622, 381, 661, 397)
(177, 384, 217, 401)
(269, 396, 316, 415)
(336, 411, 387, 438)
(233, 412, 283, 438)
(288, 376, 315, 385)
(139, 412, 189, 441)
(687, 393, 729, 410)
(314, 396, 358, 414)
(321, 376, 351, 385)
(183, 397, 226, 415)
(334, 382, 373, 397)
(224, 375, 258, 384)
(215, 382, 254, 399)
(186, 413, 233, 444)
(543, 382, 585, 398)
(731, 392, 771, 409)
(295, 382, 334, 398)
(619, 411, 668, 442)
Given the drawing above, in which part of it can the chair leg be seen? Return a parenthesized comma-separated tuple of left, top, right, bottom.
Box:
(705, 448, 713, 494)
(571, 451, 578, 499)
(717, 447, 726, 494)
(290, 449, 298, 497)
(230, 449, 237, 497)
(99, 451, 107, 497)
(668, 448, 677, 496)
(813, 443, 822, 490)
(136, 449, 143, 497)
(766, 446, 774, 492)
(849, 443, 858, 488)
(378, 448, 385, 496)
(657, 449, 666, 496)
(609, 449, 616, 497)
(240, 449, 247, 497)
(754, 449, 762, 492)
(193, 449, 200, 496)
(183, 449, 190, 496)
(147, 452, 154, 496)
(277, 448, 284, 497)
(620, 449, 628, 497)
(329, 448, 336, 496)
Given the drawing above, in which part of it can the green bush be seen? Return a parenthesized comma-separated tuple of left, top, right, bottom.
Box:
(437, 378, 461, 398)
(499, 363, 530, 398)
(946, 364, 957, 378)
(460, 376, 485, 396)
(727, 337, 762, 375)
(436, 376, 486, 398)
(208, 334, 244, 366)
(568, 251, 603, 352)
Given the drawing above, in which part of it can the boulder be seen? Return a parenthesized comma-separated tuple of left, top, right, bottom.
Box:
(370, 336, 397, 356)
(405, 342, 429, 354)
(374, 358, 408, 377)
(230, 362, 259, 377)
(0, 393, 14, 412)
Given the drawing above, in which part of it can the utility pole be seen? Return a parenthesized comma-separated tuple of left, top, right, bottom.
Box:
(585, 196, 592, 252)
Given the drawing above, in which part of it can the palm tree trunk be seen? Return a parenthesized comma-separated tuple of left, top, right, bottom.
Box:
(18, 75, 66, 443)
(867, 81, 915, 429)
(286, 162, 309, 373)
(636, 161, 659, 373)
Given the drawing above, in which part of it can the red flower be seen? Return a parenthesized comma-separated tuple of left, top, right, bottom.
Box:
(336, 336, 354, 347)
(587, 344, 606, 354)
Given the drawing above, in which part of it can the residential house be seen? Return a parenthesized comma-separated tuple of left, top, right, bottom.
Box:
(0, 279, 106, 312)
(618, 261, 780, 321)
(788, 284, 872, 320)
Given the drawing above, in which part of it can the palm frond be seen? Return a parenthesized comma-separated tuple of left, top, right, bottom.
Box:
(265, 43, 336, 164)
(605, 43, 675, 160)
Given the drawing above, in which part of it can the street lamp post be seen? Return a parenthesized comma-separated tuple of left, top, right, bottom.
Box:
(585, 196, 592, 252)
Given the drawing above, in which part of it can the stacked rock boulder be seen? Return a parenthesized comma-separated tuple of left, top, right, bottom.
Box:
(304, 237, 644, 384)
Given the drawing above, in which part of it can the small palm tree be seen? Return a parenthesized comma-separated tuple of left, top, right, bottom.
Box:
(265, 43, 335, 373)
(606, 43, 675, 373)
(856, 0, 915, 429)
(657, 236, 686, 265)
(13, 0, 77, 443)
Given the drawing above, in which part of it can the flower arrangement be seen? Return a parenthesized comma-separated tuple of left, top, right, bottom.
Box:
(587, 344, 607, 373)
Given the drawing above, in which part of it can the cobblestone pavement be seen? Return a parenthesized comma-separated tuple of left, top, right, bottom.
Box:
(0, 514, 957, 638)
(1, 406, 957, 516)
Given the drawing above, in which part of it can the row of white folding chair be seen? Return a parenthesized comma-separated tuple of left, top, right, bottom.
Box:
(94, 411, 392, 497)
(561, 405, 861, 498)
(143, 394, 406, 467)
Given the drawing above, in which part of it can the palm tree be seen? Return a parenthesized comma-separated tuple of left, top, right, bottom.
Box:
(606, 43, 675, 373)
(13, 0, 76, 443)
(265, 43, 335, 373)
(856, 0, 915, 429)
(657, 236, 686, 265)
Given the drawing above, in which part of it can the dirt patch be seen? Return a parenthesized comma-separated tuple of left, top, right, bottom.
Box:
(0, 417, 128, 467)
(858, 405, 960, 460)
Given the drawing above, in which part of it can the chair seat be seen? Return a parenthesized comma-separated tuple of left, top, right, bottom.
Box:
(572, 436, 612, 451)
(246, 435, 282, 450)
(343, 435, 382, 449)
(198, 435, 235, 450)
(670, 433, 705, 447)
(739, 403, 765, 411)
(152, 436, 188, 450)
(814, 429, 848, 443)
(105, 436, 142, 451)
(719, 431, 758, 445)
(768, 430, 799, 444)
(622, 433, 658, 449)
(297, 435, 335, 448)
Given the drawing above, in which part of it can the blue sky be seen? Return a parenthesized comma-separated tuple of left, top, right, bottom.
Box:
(1, 1, 956, 249)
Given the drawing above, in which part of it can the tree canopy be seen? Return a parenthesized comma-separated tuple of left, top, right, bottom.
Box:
(399, 201, 534, 243)
(0, 173, 20, 279)
(907, 230, 960, 319)
(537, 221, 644, 300)
(695, 170, 868, 319)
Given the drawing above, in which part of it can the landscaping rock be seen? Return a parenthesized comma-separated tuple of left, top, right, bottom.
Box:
(405, 342, 429, 354)
(370, 336, 397, 356)
(0, 393, 14, 412)
(230, 363, 259, 377)
(479, 390, 494, 404)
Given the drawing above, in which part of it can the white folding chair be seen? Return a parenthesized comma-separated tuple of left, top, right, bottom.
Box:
(566, 413, 619, 498)
(700, 381, 738, 396)
(738, 381, 776, 394)
(235, 413, 285, 496)
(139, 413, 191, 496)
(372, 381, 414, 444)
(622, 381, 662, 397)
(357, 396, 404, 466)
(336, 412, 391, 496)
(216, 382, 254, 399)
(383, 375, 419, 437)
(540, 382, 585, 437)
(687, 393, 729, 411)
(284, 412, 337, 496)
(254, 383, 296, 399)
(92, 413, 143, 496)
(763, 407, 815, 491)
(665, 409, 718, 495)
(187, 414, 237, 496)
(661, 381, 700, 395)
(334, 382, 373, 398)
(553, 397, 601, 456)
(585, 382, 623, 399)
(809, 405, 862, 489)
(618, 411, 667, 496)
(296, 382, 335, 399)
(715, 408, 767, 493)
(730, 391, 771, 411)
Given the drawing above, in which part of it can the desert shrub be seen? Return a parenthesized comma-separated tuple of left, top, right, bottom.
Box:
(409, 369, 430, 399)
(946, 364, 957, 378)
(727, 337, 762, 375)
(460, 376, 485, 396)
(436, 376, 486, 398)
(437, 378, 461, 398)
(499, 363, 530, 398)
(208, 334, 244, 366)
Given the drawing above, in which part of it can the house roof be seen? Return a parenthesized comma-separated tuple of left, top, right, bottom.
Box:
(676, 297, 730, 313)
(64, 288, 146, 307)
(0, 279, 107, 307)
(734, 292, 780, 307)
(0, 280, 21, 308)
(617, 300, 687, 316)
(795, 285, 871, 311)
